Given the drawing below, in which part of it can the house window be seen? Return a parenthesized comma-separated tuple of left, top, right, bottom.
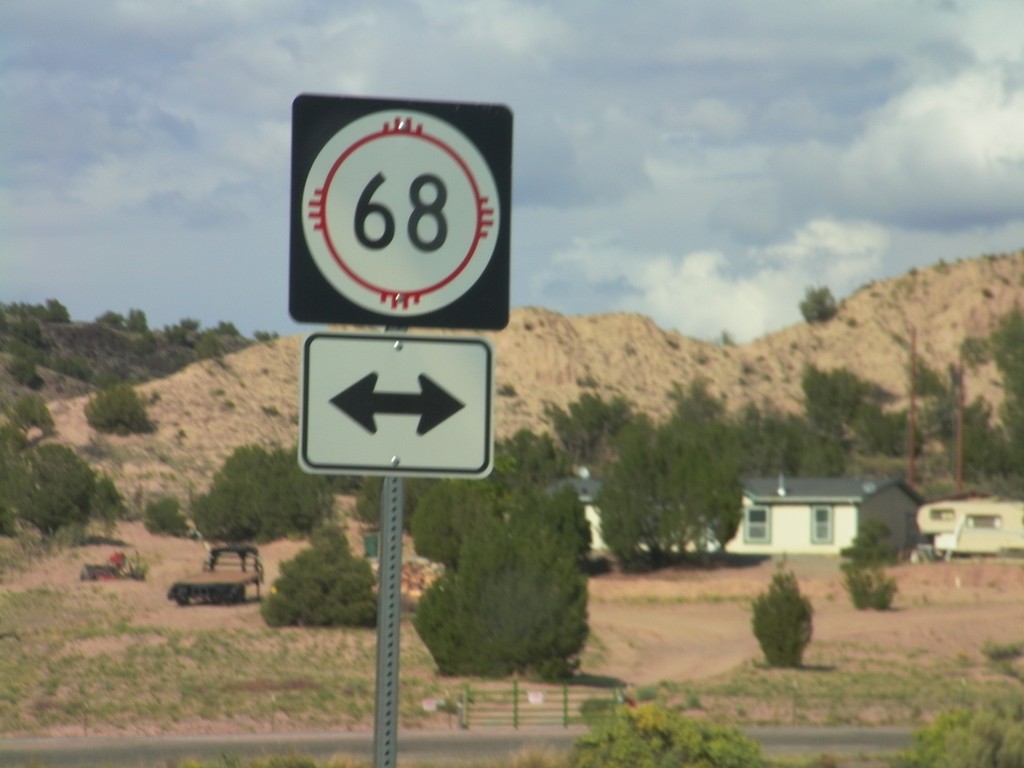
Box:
(745, 506, 770, 543)
(811, 506, 833, 544)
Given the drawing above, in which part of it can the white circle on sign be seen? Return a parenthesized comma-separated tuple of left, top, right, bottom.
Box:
(302, 110, 500, 316)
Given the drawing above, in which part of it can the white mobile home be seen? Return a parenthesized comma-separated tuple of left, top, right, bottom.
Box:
(917, 497, 1024, 558)
(727, 476, 922, 556)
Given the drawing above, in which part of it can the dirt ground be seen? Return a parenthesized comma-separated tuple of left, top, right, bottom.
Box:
(7, 522, 1024, 686)
(586, 554, 1024, 687)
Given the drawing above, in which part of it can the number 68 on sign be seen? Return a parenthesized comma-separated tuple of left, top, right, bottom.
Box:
(290, 96, 512, 329)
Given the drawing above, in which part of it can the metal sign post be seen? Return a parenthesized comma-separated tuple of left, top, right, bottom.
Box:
(373, 473, 404, 768)
(290, 95, 510, 768)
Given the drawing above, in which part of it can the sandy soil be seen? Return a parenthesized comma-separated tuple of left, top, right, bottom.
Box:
(587, 556, 1024, 689)
(6, 523, 1024, 694)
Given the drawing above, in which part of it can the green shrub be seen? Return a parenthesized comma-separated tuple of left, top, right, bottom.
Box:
(9, 317, 44, 347)
(249, 756, 321, 768)
(799, 285, 838, 324)
(894, 701, 1024, 768)
(91, 475, 127, 527)
(8, 353, 42, 388)
(10, 444, 97, 536)
(85, 384, 153, 435)
(192, 445, 333, 543)
(0, 501, 15, 537)
(96, 311, 126, 328)
(842, 564, 898, 610)
(841, 517, 898, 565)
(414, 510, 588, 680)
(126, 309, 149, 333)
(144, 497, 190, 537)
(572, 703, 767, 768)
(41, 299, 70, 323)
(195, 331, 223, 360)
(751, 566, 813, 668)
(49, 354, 93, 382)
(4, 394, 55, 438)
(410, 480, 499, 569)
(579, 697, 617, 727)
(982, 640, 1024, 664)
(261, 528, 376, 628)
(131, 330, 157, 355)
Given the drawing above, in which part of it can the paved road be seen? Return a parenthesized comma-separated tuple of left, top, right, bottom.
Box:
(0, 726, 912, 767)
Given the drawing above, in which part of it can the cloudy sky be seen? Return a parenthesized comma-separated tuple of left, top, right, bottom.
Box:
(3, 0, 1024, 343)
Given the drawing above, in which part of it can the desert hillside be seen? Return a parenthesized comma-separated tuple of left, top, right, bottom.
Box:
(43, 250, 1024, 503)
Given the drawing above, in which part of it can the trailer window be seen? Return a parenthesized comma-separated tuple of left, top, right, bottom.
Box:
(812, 506, 833, 544)
(745, 506, 770, 543)
(967, 515, 1000, 529)
(929, 507, 955, 522)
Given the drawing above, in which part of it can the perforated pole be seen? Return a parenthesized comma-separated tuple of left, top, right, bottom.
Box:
(373, 473, 404, 768)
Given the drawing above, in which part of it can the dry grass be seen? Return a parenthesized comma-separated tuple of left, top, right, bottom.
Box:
(4, 523, 1024, 740)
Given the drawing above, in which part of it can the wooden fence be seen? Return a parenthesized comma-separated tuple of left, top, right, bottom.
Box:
(458, 681, 620, 729)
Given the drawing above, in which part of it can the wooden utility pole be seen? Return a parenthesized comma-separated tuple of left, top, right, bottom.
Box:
(907, 327, 917, 487)
(955, 357, 965, 494)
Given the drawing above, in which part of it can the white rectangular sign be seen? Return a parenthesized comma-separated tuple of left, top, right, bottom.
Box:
(299, 332, 493, 477)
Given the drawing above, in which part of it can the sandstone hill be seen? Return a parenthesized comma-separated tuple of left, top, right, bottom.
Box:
(41, 250, 1024, 503)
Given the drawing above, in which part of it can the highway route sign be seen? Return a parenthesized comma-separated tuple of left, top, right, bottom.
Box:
(290, 94, 512, 329)
(299, 331, 494, 477)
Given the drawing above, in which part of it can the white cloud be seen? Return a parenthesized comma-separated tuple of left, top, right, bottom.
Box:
(541, 218, 889, 342)
(3, 0, 1024, 342)
(759, 218, 887, 272)
(415, 0, 572, 59)
(837, 66, 1024, 224)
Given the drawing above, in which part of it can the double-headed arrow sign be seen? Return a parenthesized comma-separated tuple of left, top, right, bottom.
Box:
(330, 373, 464, 436)
(299, 332, 493, 477)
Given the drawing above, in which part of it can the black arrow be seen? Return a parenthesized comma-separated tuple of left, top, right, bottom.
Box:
(330, 372, 465, 435)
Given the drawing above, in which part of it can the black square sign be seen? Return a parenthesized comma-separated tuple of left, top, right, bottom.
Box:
(289, 94, 512, 330)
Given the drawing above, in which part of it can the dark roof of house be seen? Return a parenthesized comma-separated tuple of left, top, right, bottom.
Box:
(744, 476, 922, 504)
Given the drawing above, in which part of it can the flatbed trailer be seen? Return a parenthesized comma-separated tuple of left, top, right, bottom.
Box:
(168, 544, 264, 606)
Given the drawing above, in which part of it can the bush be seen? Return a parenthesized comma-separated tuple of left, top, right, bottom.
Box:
(41, 299, 70, 323)
(411, 480, 501, 569)
(982, 640, 1024, 664)
(841, 517, 898, 565)
(261, 528, 376, 628)
(799, 285, 838, 324)
(96, 311, 126, 328)
(572, 703, 767, 768)
(842, 564, 898, 610)
(8, 353, 42, 388)
(144, 497, 190, 537)
(85, 384, 153, 435)
(10, 444, 97, 536)
(894, 701, 1024, 768)
(131, 330, 157, 355)
(9, 317, 44, 347)
(4, 394, 55, 438)
(579, 697, 618, 727)
(126, 309, 149, 333)
(195, 331, 223, 360)
(751, 566, 813, 668)
(192, 445, 333, 542)
(91, 475, 127, 528)
(50, 355, 93, 382)
(414, 512, 588, 679)
(0, 501, 15, 537)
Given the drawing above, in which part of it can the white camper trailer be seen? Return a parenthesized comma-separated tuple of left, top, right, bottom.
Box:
(916, 497, 1024, 558)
